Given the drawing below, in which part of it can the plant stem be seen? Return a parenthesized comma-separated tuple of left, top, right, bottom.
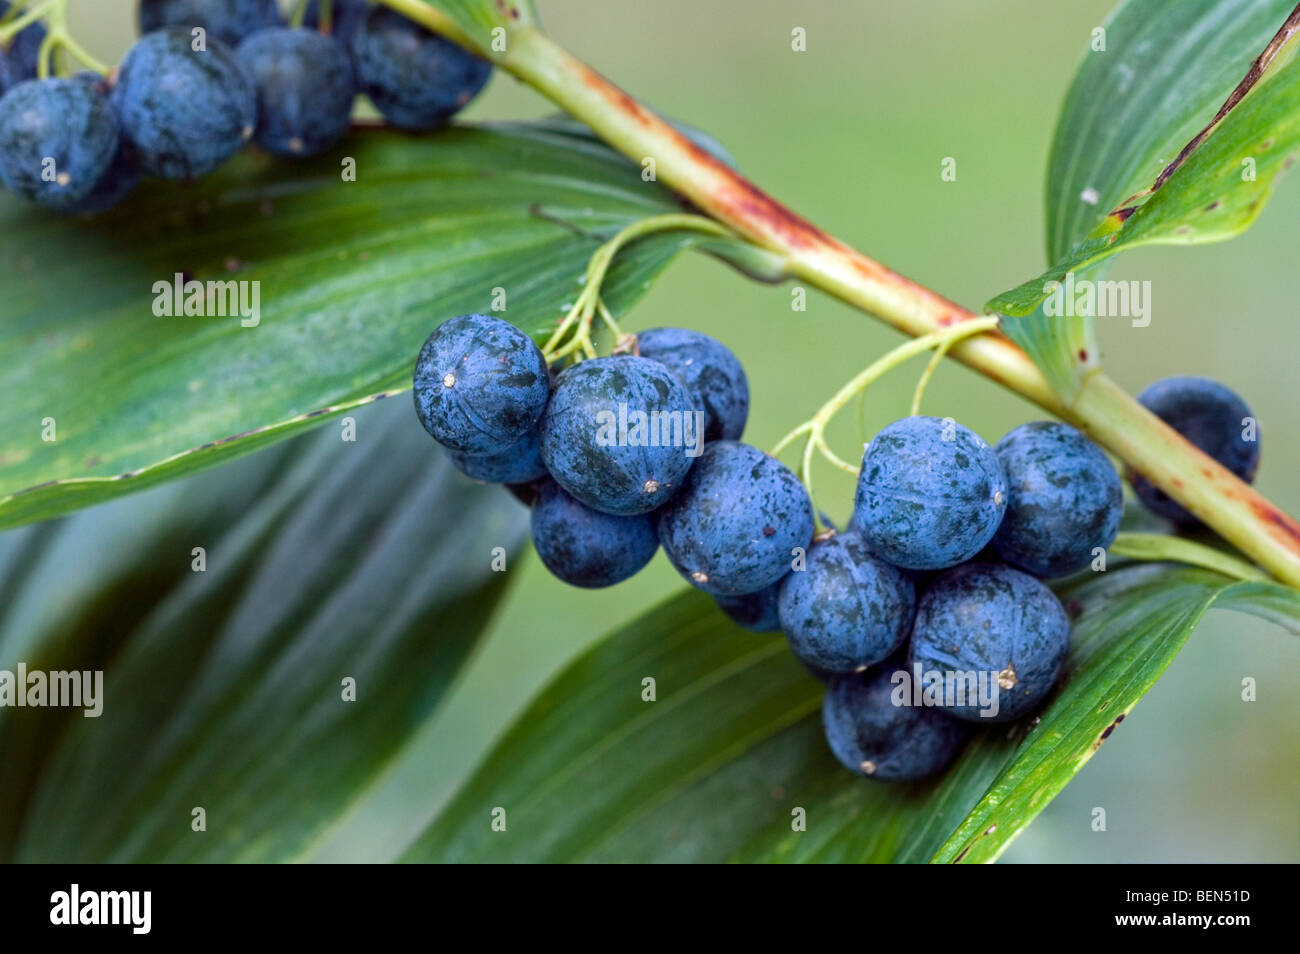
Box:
(1070, 374, 1300, 586)
(35, 0, 62, 78)
(56, 33, 108, 74)
(805, 316, 1001, 470)
(770, 317, 999, 522)
(0, 0, 59, 42)
(911, 334, 957, 417)
(13, 0, 109, 76)
(379, 2, 1300, 588)
(542, 213, 735, 362)
(288, 0, 312, 29)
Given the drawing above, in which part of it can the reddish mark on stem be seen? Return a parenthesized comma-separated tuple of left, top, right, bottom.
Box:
(577, 64, 845, 253)
(578, 65, 654, 129)
(1250, 498, 1300, 546)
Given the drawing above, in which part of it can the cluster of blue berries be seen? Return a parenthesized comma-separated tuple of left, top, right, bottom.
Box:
(788, 415, 1112, 780)
(0, 0, 491, 213)
(412, 314, 796, 594)
(414, 315, 1266, 784)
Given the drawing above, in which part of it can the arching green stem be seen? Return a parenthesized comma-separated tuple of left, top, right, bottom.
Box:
(770, 317, 999, 524)
(542, 213, 736, 363)
(0, 0, 58, 41)
(288, 0, 313, 29)
(16, 0, 109, 76)
(911, 334, 959, 417)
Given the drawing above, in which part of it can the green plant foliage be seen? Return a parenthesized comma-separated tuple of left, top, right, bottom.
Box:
(0, 122, 702, 531)
(1046, 0, 1300, 262)
(991, 0, 1300, 393)
(404, 564, 1298, 863)
(0, 397, 527, 862)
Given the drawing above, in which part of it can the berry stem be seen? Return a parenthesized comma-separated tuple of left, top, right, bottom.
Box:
(288, 0, 312, 30)
(771, 317, 998, 530)
(0, 0, 58, 43)
(34, 0, 62, 78)
(910, 334, 958, 417)
(1109, 533, 1271, 584)
(20, 0, 109, 77)
(377, 2, 1300, 589)
(50, 32, 108, 75)
(595, 299, 625, 341)
(541, 213, 736, 363)
(772, 317, 1000, 481)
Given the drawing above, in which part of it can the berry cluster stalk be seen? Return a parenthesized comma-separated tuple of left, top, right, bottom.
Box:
(5, 0, 111, 76)
(378, 0, 1300, 589)
(542, 213, 734, 361)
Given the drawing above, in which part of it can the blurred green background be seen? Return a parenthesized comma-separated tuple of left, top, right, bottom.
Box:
(68, 0, 1299, 862)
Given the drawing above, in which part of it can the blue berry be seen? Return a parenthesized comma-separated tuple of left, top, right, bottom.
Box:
(448, 429, 547, 485)
(112, 27, 256, 179)
(237, 27, 355, 157)
(850, 416, 1007, 571)
(138, 0, 283, 48)
(778, 532, 915, 674)
(304, 0, 370, 46)
(823, 657, 968, 781)
(413, 314, 550, 457)
(56, 74, 142, 215)
(992, 421, 1122, 578)
(715, 579, 783, 633)
(909, 563, 1069, 723)
(636, 327, 749, 442)
(0, 79, 120, 211)
(63, 136, 142, 215)
(531, 478, 659, 588)
(657, 440, 815, 596)
(0, 2, 46, 87)
(1133, 376, 1260, 525)
(540, 356, 699, 516)
(350, 6, 491, 131)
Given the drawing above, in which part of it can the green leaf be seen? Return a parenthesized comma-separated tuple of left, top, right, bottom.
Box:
(996, 278, 1101, 398)
(991, 0, 1300, 392)
(0, 121, 695, 531)
(404, 565, 1299, 863)
(993, 51, 1300, 318)
(401, 589, 826, 863)
(1045, 0, 1300, 263)
(0, 429, 297, 858)
(1, 396, 527, 862)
